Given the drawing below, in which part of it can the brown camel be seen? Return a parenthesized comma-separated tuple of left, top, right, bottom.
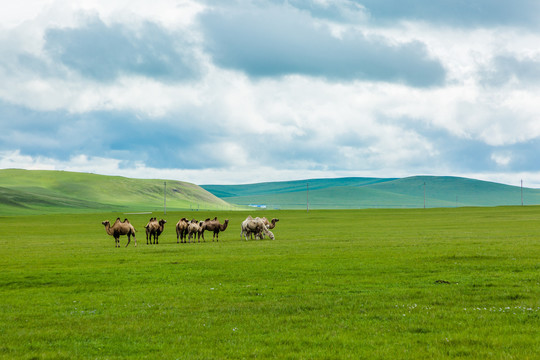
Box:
(201, 217, 229, 242)
(175, 218, 189, 243)
(261, 217, 279, 229)
(102, 218, 137, 247)
(144, 217, 156, 244)
(145, 218, 167, 245)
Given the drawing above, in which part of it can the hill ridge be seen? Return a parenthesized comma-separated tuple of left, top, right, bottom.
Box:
(0, 169, 234, 215)
(202, 175, 540, 209)
(2, 170, 538, 213)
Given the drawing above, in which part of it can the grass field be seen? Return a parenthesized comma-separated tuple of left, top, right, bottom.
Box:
(1, 207, 539, 359)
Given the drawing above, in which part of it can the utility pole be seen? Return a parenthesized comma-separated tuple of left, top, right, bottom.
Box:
(306, 183, 309, 213)
(164, 181, 167, 215)
(521, 179, 523, 206)
(423, 182, 426, 209)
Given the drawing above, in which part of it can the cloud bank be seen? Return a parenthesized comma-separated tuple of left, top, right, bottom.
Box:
(1, 0, 540, 186)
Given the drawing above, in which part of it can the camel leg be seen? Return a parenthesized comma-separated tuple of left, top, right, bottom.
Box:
(125, 235, 131, 247)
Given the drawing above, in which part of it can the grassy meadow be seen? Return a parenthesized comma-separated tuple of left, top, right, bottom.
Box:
(1, 207, 539, 359)
(0, 169, 235, 216)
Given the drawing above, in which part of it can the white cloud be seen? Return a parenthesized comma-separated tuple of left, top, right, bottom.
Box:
(491, 152, 512, 167)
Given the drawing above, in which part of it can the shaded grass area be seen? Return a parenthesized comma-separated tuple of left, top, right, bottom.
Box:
(0, 207, 539, 359)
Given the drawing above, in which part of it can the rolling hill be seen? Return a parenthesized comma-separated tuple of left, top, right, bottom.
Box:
(0, 169, 234, 215)
(202, 176, 540, 209)
(1, 170, 538, 214)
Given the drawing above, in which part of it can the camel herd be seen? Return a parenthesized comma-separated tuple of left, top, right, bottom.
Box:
(101, 216, 279, 247)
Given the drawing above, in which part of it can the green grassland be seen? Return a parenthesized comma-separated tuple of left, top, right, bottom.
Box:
(0, 169, 235, 215)
(1, 207, 539, 359)
(202, 176, 540, 209)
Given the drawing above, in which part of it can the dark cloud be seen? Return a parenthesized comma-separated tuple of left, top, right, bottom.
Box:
(0, 100, 221, 169)
(261, 0, 540, 28)
(44, 16, 200, 82)
(268, 0, 367, 23)
(0, 101, 74, 160)
(356, 0, 540, 28)
(199, 4, 446, 87)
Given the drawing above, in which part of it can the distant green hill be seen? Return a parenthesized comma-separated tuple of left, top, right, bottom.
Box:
(202, 176, 540, 209)
(2, 170, 537, 214)
(0, 169, 235, 215)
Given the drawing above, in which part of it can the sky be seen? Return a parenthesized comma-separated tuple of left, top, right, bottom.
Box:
(1, 0, 540, 186)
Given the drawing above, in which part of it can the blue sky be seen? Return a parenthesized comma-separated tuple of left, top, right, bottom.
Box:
(1, 0, 540, 186)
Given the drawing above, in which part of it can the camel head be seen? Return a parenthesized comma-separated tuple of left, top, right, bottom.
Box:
(102, 220, 110, 226)
(220, 219, 229, 230)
